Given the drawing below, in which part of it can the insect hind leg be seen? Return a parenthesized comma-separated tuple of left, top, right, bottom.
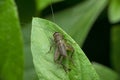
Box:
(66, 45, 75, 66)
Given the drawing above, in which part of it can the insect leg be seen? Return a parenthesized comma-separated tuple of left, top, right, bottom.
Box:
(59, 56, 64, 64)
(59, 56, 71, 72)
(61, 62, 71, 72)
(54, 49, 69, 72)
(47, 43, 55, 53)
(65, 44, 75, 66)
(66, 44, 74, 58)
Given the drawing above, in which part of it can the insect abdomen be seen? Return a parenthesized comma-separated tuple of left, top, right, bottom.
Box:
(58, 43, 67, 57)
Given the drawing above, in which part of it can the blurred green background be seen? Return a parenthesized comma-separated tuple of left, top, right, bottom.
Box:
(0, 0, 120, 80)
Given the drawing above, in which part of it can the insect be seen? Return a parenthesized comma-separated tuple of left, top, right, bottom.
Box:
(53, 32, 74, 72)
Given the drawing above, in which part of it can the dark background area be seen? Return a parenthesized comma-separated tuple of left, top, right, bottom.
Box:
(82, 8, 111, 67)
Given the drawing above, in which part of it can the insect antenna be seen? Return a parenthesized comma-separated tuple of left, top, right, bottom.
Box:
(50, 0, 56, 22)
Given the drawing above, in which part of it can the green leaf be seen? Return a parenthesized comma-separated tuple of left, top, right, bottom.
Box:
(35, 0, 62, 13)
(0, 0, 23, 80)
(31, 18, 100, 80)
(47, 0, 108, 46)
(93, 62, 119, 80)
(108, 0, 120, 23)
(110, 25, 120, 73)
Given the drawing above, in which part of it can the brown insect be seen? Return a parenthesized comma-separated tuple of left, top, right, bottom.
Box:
(53, 32, 74, 71)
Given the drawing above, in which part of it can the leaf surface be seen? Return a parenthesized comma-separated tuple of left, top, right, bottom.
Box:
(110, 25, 120, 73)
(108, 0, 120, 23)
(0, 0, 23, 80)
(31, 18, 100, 80)
(93, 62, 119, 80)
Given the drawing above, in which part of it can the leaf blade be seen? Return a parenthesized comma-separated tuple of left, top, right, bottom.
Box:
(0, 0, 24, 80)
(93, 62, 119, 80)
(31, 18, 100, 80)
(108, 0, 120, 23)
(110, 25, 120, 73)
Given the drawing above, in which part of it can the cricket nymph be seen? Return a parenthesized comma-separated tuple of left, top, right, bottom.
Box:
(53, 32, 67, 57)
(53, 32, 74, 72)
